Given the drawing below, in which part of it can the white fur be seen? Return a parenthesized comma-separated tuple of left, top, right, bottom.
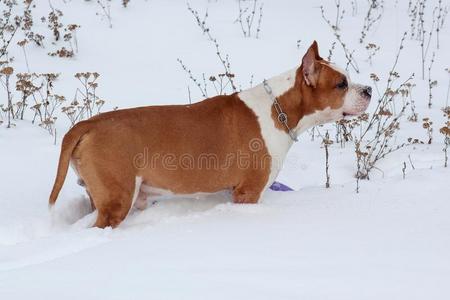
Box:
(343, 83, 370, 115)
(127, 176, 143, 217)
(140, 184, 174, 196)
(238, 69, 297, 193)
(140, 184, 214, 199)
(295, 107, 344, 134)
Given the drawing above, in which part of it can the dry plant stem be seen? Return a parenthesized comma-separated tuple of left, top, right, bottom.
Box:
(97, 0, 112, 28)
(16, 73, 40, 120)
(187, 86, 192, 104)
(236, 0, 249, 36)
(48, 0, 63, 41)
(432, 0, 448, 50)
(185, 3, 237, 92)
(361, 32, 407, 138)
(310, 127, 316, 142)
(177, 58, 207, 98)
(23, 47, 30, 72)
(419, 1, 436, 80)
(323, 131, 332, 188)
(43, 75, 62, 134)
(354, 33, 414, 180)
(334, 0, 342, 30)
(0, 0, 34, 59)
(445, 138, 449, 167)
(18, 42, 31, 72)
(235, 0, 263, 38)
(360, 1, 384, 44)
(61, 72, 105, 126)
(406, 83, 418, 122)
(352, 0, 358, 16)
(355, 143, 361, 193)
(210, 74, 231, 95)
(64, 25, 80, 55)
(408, 154, 416, 169)
(26, 73, 65, 134)
(73, 29, 78, 53)
(436, 0, 442, 48)
(408, 0, 418, 39)
(187, 3, 208, 34)
(327, 41, 336, 61)
(0, 5, 16, 59)
(5, 74, 12, 128)
(427, 52, 436, 108)
(365, 43, 380, 66)
(256, 4, 263, 38)
(210, 40, 236, 92)
(422, 118, 433, 144)
(320, 6, 360, 73)
(248, 0, 257, 35)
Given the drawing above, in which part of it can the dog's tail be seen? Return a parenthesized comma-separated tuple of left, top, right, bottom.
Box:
(49, 121, 91, 207)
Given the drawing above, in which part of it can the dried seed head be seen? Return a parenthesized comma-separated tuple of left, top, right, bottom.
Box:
(0, 66, 14, 76)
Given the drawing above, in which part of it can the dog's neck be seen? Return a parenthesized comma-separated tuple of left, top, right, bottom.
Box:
(240, 67, 310, 139)
(238, 68, 302, 185)
(268, 69, 305, 136)
(253, 67, 336, 138)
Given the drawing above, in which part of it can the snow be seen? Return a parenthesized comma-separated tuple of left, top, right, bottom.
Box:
(1, 0, 450, 299)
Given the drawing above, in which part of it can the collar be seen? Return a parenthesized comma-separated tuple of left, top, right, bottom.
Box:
(262, 79, 298, 142)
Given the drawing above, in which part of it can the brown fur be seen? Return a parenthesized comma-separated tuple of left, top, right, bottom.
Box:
(49, 95, 271, 227)
(49, 41, 355, 228)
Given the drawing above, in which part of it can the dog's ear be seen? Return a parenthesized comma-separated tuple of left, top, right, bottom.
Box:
(301, 41, 322, 88)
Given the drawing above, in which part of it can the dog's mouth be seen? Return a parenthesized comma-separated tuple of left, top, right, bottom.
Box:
(342, 98, 371, 118)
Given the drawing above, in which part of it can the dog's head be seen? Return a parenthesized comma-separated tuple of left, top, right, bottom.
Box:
(293, 41, 371, 132)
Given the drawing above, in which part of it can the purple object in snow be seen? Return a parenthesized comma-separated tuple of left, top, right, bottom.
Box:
(269, 181, 294, 191)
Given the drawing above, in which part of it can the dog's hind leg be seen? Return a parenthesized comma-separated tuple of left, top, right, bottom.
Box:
(92, 184, 135, 228)
(81, 165, 139, 228)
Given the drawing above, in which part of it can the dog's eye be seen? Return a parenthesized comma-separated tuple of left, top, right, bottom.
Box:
(336, 79, 348, 89)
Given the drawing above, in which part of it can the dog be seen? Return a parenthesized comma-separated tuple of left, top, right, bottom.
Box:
(49, 41, 371, 228)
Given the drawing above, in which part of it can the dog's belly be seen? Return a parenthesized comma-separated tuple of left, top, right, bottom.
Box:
(140, 184, 174, 197)
(139, 183, 219, 198)
(139, 166, 241, 195)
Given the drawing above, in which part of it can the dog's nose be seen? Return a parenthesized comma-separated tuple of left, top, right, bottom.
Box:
(362, 86, 372, 99)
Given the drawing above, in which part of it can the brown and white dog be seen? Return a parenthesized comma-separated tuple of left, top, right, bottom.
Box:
(49, 41, 371, 228)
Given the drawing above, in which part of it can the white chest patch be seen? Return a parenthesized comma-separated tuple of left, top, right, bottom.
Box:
(238, 69, 297, 194)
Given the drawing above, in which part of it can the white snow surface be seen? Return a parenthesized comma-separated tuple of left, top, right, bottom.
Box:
(1, 0, 450, 299)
